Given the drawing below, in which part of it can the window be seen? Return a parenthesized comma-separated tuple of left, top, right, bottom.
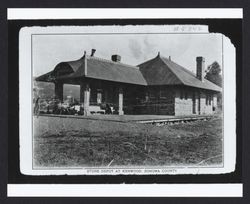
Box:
(206, 94, 212, 105)
(180, 90, 183, 99)
(160, 89, 168, 98)
(97, 92, 102, 104)
(185, 91, 188, 100)
(145, 92, 149, 102)
(149, 89, 156, 98)
(180, 90, 188, 100)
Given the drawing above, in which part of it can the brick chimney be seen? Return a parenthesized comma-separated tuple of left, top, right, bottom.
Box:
(90, 49, 96, 57)
(111, 55, 121, 62)
(196, 56, 205, 81)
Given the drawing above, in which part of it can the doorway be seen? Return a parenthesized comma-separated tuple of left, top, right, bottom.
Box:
(198, 92, 201, 115)
(192, 93, 196, 114)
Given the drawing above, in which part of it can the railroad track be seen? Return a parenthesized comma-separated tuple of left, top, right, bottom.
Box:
(136, 115, 214, 125)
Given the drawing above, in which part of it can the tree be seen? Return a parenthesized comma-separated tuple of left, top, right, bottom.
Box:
(205, 61, 223, 110)
(205, 61, 222, 87)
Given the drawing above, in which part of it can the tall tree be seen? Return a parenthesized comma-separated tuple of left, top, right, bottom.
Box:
(205, 61, 222, 87)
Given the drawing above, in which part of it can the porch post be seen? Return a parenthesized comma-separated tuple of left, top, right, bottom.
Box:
(80, 82, 90, 116)
(54, 82, 63, 101)
(80, 83, 84, 103)
(118, 87, 124, 115)
(213, 94, 217, 108)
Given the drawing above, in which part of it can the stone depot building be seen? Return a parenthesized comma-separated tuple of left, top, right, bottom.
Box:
(36, 50, 221, 116)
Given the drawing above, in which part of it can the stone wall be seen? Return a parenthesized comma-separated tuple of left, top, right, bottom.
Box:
(199, 92, 213, 115)
(174, 87, 193, 116)
(84, 81, 218, 116)
(175, 87, 215, 116)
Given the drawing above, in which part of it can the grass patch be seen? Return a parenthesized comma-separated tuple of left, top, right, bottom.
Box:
(33, 116, 222, 167)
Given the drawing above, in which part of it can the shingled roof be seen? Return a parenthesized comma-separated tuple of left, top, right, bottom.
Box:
(84, 56, 147, 85)
(36, 53, 221, 92)
(37, 55, 147, 85)
(138, 54, 222, 92)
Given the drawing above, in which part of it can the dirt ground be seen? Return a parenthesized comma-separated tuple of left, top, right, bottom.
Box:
(33, 115, 223, 167)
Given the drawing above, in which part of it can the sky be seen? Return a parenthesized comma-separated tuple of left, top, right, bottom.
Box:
(32, 30, 223, 77)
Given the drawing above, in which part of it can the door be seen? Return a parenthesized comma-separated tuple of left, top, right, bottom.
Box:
(198, 92, 201, 115)
(97, 92, 102, 104)
(192, 93, 196, 114)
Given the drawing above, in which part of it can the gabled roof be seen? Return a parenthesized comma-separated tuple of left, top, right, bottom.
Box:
(85, 56, 147, 85)
(37, 55, 147, 85)
(36, 53, 221, 92)
(138, 54, 222, 92)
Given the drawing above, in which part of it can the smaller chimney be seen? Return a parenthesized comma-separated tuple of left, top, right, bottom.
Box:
(84, 51, 87, 75)
(111, 55, 121, 62)
(90, 49, 96, 57)
(169, 56, 171, 61)
(196, 56, 205, 81)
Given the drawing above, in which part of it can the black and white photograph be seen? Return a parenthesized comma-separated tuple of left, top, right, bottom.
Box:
(17, 24, 236, 176)
(4, 7, 244, 198)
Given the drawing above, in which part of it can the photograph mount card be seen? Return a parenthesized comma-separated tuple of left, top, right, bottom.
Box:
(19, 25, 236, 176)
